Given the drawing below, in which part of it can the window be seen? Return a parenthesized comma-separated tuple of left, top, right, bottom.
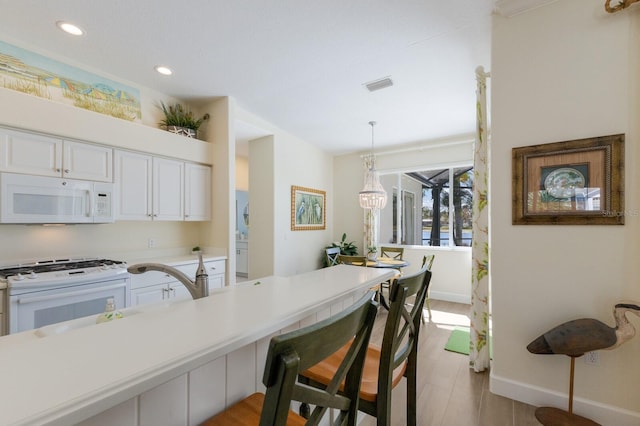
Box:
(379, 166, 473, 247)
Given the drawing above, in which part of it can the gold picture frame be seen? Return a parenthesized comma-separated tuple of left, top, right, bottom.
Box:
(512, 134, 624, 225)
(291, 186, 326, 231)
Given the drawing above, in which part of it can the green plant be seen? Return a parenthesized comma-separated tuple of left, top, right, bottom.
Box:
(327, 233, 358, 255)
(158, 101, 209, 131)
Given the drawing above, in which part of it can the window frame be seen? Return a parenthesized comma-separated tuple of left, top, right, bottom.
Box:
(379, 161, 474, 249)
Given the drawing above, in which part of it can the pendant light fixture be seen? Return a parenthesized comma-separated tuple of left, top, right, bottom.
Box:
(359, 121, 387, 209)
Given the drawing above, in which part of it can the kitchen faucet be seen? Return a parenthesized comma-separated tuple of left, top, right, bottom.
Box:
(127, 253, 209, 300)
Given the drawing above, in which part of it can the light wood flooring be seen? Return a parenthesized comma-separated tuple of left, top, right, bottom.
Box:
(358, 299, 541, 426)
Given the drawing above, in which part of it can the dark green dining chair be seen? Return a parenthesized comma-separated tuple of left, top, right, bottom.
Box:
(299, 265, 433, 426)
(378, 246, 405, 310)
(421, 254, 436, 322)
(202, 290, 379, 426)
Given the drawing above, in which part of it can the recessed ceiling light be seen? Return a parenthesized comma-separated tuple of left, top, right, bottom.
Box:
(56, 21, 84, 36)
(154, 65, 173, 76)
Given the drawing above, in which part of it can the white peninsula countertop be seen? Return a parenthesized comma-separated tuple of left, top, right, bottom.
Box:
(0, 265, 394, 426)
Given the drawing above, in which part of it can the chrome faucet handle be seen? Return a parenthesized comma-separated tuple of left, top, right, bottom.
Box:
(127, 258, 209, 300)
(194, 252, 209, 298)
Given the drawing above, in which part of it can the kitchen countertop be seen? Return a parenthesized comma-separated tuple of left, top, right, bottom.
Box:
(0, 265, 394, 425)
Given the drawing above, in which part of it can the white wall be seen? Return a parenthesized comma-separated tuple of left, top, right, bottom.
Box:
(248, 135, 275, 279)
(491, 1, 640, 423)
(237, 108, 335, 277)
(273, 131, 334, 276)
(235, 155, 249, 191)
(400, 246, 472, 304)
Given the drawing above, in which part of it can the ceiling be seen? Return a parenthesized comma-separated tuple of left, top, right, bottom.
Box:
(0, 1, 543, 155)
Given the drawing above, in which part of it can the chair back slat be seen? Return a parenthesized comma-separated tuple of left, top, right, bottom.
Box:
(338, 254, 368, 266)
(261, 291, 379, 426)
(421, 254, 435, 270)
(380, 246, 404, 260)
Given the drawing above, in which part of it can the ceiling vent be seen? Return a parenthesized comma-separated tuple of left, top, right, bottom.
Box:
(364, 76, 393, 92)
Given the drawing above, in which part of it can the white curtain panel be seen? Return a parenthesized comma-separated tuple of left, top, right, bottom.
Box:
(470, 66, 490, 372)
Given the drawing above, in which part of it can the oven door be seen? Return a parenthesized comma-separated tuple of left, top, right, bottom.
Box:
(9, 278, 128, 334)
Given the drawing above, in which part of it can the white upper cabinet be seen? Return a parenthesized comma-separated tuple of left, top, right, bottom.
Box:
(115, 150, 153, 220)
(0, 128, 112, 182)
(115, 150, 201, 221)
(153, 157, 184, 221)
(184, 163, 211, 221)
(62, 140, 113, 182)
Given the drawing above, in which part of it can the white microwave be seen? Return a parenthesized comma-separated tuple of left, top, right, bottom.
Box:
(0, 172, 114, 224)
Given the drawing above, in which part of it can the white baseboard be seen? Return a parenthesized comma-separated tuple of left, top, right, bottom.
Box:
(429, 290, 470, 305)
(490, 372, 640, 426)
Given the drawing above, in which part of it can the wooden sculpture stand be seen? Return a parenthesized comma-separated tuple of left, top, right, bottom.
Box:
(535, 356, 600, 426)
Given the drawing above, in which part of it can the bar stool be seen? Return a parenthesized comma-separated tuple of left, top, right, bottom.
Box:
(201, 291, 379, 426)
(298, 266, 432, 426)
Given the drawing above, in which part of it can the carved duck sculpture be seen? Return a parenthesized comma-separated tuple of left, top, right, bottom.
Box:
(527, 303, 640, 426)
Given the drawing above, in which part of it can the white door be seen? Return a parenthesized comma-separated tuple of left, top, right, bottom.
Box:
(115, 150, 153, 220)
(153, 157, 184, 221)
(184, 163, 211, 221)
(63, 141, 113, 182)
(130, 283, 167, 306)
(0, 128, 62, 177)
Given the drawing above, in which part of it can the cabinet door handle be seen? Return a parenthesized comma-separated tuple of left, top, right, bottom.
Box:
(64, 169, 70, 174)
(56, 168, 61, 173)
(209, 266, 216, 271)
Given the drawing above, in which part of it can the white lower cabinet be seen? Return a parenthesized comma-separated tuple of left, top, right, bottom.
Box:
(130, 280, 189, 306)
(129, 258, 226, 308)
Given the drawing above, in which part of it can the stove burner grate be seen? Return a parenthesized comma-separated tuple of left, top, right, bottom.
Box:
(0, 259, 126, 279)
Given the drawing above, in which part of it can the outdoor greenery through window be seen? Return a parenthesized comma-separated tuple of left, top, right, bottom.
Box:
(379, 166, 473, 247)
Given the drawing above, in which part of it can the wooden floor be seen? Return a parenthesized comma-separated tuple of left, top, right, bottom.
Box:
(358, 299, 541, 426)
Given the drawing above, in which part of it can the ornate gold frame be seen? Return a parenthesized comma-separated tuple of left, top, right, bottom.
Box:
(512, 134, 624, 225)
(291, 186, 326, 231)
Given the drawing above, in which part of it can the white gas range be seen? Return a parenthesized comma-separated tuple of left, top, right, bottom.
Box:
(0, 258, 130, 334)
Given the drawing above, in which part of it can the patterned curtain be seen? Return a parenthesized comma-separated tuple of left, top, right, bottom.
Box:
(470, 66, 490, 372)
